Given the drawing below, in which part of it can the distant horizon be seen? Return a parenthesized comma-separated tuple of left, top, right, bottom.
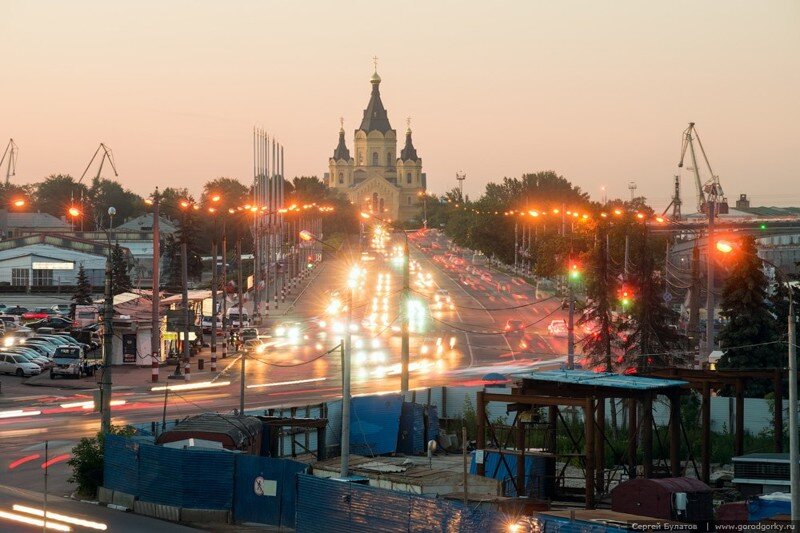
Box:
(1, 1, 797, 212)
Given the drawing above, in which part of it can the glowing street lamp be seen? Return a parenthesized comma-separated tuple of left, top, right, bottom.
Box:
(11, 198, 25, 208)
(715, 240, 734, 254)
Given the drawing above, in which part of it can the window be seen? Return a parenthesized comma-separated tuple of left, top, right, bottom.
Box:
(12, 268, 29, 286)
(32, 269, 54, 286)
(387, 152, 392, 165)
(372, 193, 379, 212)
(406, 172, 412, 184)
(379, 198, 385, 212)
(358, 150, 363, 164)
(372, 152, 379, 166)
(338, 172, 344, 184)
(408, 196, 412, 205)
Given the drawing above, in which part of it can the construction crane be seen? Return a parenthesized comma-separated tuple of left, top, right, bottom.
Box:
(678, 122, 727, 214)
(661, 175, 682, 220)
(77, 143, 119, 230)
(0, 138, 18, 186)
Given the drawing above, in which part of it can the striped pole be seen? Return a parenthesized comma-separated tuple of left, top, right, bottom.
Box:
(151, 358, 159, 382)
(184, 360, 190, 381)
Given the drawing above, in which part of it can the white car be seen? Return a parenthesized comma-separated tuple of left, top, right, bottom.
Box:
(0, 353, 42, 376)
(547, 319, 568, 338)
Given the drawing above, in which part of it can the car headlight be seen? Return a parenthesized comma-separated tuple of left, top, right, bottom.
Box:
(275, 327, 286, 336)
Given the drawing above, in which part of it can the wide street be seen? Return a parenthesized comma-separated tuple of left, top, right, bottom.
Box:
(0, 228, 574, 521)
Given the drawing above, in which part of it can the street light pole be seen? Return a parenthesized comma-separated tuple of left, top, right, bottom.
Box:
(789, 293, 799, 521)
(210, 211, 218, 371)
(151, 190, 161, 371)
(181, 241, 190, 380)
(101, 207, 116, 434)
(401, 232, 410, 393)
(341, 285, 353, 478)
(237, 236, 245, 415)
(705, 200, 716, 363)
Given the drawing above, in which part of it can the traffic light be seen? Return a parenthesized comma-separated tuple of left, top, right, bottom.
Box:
(619, 286, 634, 308)
(568, 262, 581, 281)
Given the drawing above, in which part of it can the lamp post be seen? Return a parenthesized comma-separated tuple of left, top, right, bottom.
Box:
(300, 229, 352, 477)
(418, 191, 428, 229)
(359, 212, 410, 392)
(208, 194, 222, 372)
(177, 200, 198, 380)
(146, 190, 161, 379)
(100, 206, 116, 434)
(716, 239, 798, 519)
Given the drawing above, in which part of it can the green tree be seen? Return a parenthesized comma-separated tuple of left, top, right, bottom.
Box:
(89, 177, 145, 229)
(111, 244, 133, 295)
(67, 425, 135, 498)
(200, 177, 248, 208)
(0, 183, 35, 210)
(71, 263, 94, 318)
(35, 175, 90, 221)
(579, 223, 618, 370)
(717, 235, 782, 396)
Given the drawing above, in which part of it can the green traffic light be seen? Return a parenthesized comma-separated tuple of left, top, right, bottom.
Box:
(760, 223, 767, 230)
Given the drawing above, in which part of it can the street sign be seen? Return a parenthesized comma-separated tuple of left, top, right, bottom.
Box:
(253, 476, 276, 496)
(166, 310, 196, 332)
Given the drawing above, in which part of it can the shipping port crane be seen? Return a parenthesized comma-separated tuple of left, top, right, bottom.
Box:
(76, 143, 119, 230)
(678, 122, 727, 214)
(0, 138, 18, 185)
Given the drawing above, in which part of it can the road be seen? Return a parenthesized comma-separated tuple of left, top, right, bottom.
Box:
(0, 228, 576, 524)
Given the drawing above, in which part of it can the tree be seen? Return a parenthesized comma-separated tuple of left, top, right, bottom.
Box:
(35, 175, 90, 221)
(71, 263, 94, 318)
(89, 177, 145, 229)
(717, 235, 782, 396)
(200, 177, 248, 208)
(579, 223, 618, 370)
(67, 425, 135, 498)
(111, 244, 133, 295)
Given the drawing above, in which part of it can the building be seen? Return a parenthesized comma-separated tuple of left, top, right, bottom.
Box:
(0, 233, 127, 287)
(326, 68, 426, 221)
(0, 210, 72, 239)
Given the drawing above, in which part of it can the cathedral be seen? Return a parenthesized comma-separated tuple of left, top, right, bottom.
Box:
(325, 68, 426, 222)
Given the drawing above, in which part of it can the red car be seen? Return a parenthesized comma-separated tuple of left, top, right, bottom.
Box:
(22, 307, 58, 321)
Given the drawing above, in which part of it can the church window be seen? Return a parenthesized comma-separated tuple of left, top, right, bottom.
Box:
(372, 152, 379, 166)
(407, 196, 412, 205)
(338, 172, 344, 184)
(372, 193, 378, 212)
(358, 151, 363, 164)
(406, 172, 412, 184)
(387, 152, 392, 165)
(379, 198, 385, 212)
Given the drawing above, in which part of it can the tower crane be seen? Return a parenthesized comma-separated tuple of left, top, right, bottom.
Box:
(76, 143, 119, 230)
(0, 138, 18, 186)
(678, 122, 727, 214)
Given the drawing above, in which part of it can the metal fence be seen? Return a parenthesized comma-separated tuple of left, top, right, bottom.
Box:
(295, 473, 503, 533)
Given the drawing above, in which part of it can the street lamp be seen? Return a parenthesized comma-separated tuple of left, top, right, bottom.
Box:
(716, 238, 798, 519)
(12, 198, 25, 208)
(360, 211, 411, 393)
(100, 206, 116, 434)
(417, 191, 428, 229)
(299, 229, 352, 478)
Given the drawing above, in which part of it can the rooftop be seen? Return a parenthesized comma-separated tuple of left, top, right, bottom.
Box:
(514, 370, 688, 392)
(158, 413, 262, 449)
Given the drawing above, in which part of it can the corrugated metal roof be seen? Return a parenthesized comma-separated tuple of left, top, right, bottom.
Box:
(7, 212, 70, 228)
(647, 477, 711, 493)
(158, 413, 261, 448)
(514, 370, 687, 390)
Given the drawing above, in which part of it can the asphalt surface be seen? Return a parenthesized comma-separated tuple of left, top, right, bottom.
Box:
(0, 228, 575, 529)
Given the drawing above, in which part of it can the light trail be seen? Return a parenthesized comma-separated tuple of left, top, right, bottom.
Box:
(13, 504, 108, 531)
(0, 509, 71, 531)
(0, 409, 41, 419)
(151, 380, 231, 392)
(247, 377, 327, 389)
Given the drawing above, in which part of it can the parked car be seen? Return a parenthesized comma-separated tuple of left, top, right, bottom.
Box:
(4, 306, 29, 316)
(21, 339, 57, 357)
(22, 307, 60, 321)
(0, 353, 41, 376)
(241, 327, 259, 343)
(50, 345, 94, 379)
(201, 315, 222, 334)
(26, 317, 74, 331)
(3, 348, 51, 369)
(227, 308, 250, 329)
(50, 304, 72, 316)
(0, 315, 21, 330)
(70, 329, 101, 350)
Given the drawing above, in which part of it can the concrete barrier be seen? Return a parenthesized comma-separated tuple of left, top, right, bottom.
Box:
(180, 508, 230, 524)
(134, 501, 180, 522)
(111, 490, 135, 510)
(97, 487, 113, 504)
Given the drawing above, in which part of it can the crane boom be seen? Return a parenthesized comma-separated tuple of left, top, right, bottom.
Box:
(79, 142, 118, 184)
(0, 138, 18, 186)
(678, 122, 724, 213)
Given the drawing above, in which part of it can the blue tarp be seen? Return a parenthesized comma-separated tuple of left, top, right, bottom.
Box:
(349, 394, 403, 456)
(748, 494, 791, 520)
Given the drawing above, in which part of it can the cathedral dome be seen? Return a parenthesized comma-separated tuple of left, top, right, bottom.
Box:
(370, 71, 381, 84)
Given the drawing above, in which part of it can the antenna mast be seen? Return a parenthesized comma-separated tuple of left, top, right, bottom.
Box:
(456, 171, 466, 199)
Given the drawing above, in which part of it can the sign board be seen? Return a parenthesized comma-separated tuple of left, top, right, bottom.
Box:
(253, 476, 277, 497)
(166, 310, 195, 332)
(475, 450, 485, 465)
(247, 275, 254, 290)
(122, 334, 137, 363)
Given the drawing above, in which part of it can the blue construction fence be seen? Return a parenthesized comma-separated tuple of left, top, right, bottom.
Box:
(104, 435, 307, 527)
(295, 473, 504, 533)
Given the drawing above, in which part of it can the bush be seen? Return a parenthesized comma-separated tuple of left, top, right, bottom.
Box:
(67, 425, 135, 498)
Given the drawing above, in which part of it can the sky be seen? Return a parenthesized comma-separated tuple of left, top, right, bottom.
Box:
(2, 1, 798, 212)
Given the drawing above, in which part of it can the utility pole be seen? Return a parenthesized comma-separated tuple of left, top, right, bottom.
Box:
(221, 218, 228, 359)
(151, 190, 161, 373)
(210, 219, 218, 370)
(567, 283, 575, 369)
(514, 221, 519, 272)
(401, 233, 410, 393)
(688, 243, 701, 352)
(340, 286, 353, 477)
(181, 242, 190, 380)
(101, 208, 116, 434)
(705, 199, 716, 363)
(789, 292, 799, 520)
(237, 237, 245, 415)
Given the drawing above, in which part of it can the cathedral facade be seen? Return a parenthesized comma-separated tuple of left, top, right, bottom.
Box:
(325, 69, 426, 222)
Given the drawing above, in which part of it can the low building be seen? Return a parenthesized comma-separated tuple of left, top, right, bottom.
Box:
(0, 210, 72, 239)
(0, 233, 126, 288)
